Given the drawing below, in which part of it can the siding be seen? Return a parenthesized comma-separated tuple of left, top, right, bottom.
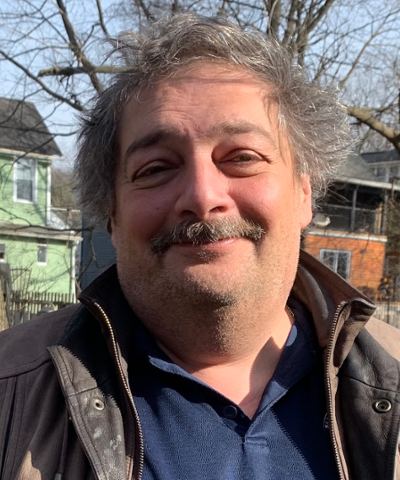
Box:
(0, 154, 50, 227)
(0, 234, 74, 294)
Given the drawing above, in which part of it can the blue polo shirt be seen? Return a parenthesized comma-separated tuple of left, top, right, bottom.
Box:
(129, 299, 339, 479)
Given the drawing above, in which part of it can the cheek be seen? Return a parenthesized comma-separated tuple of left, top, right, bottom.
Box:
(230, 177, 286, 223)
(232, 177, 308, 234)
(114, 189, 174, 241)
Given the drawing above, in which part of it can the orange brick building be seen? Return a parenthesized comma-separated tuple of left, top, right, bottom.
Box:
(304, 153, 400, 299)
(304, 231, 386, 291)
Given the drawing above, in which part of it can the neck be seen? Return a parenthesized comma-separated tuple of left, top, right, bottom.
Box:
(154, 305, 294, 418)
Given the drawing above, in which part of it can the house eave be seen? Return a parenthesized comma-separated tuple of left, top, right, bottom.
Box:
(307, 229, 387, 243)
(335, 175, 400, 191)
(0, 147, 60, 162)
(0, 222, 81, 243)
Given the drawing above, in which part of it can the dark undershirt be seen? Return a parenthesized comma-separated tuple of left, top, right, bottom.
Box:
(128, 298, 339, 480)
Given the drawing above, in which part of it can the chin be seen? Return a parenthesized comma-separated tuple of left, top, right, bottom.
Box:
(176, 269, 239, 308)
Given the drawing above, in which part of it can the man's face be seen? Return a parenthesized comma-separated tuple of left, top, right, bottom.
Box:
(111, 64, 312, 313)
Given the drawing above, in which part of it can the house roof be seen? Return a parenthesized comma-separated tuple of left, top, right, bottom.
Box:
(361, 149, 400, 164)
(334, 152, 400, 191)
(337, 153, 381, 182)
(0, 97, 61, 157)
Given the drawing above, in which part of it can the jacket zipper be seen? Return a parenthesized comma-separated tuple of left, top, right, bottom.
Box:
(325, 303, 345, 480)
(94, 302, 144, 480)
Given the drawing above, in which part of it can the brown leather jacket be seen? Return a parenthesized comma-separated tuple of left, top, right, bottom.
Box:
(1, 251, 400, 480)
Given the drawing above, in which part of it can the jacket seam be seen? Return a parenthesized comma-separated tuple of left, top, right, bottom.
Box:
(337, 375, 400, 393)
(60, 379, 119, 399)
(0, 356, 53, 380)
(4, 374, 26, 479)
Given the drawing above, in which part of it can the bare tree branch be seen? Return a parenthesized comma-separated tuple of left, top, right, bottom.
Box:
(347, 104, 400, 154)
(133, 0, 156, 21)
(304, 0, 336, 37)
(55, 0, 104, 93)
(0, 48, 83, 111)
(339, 14, 395, 90)
(266, 0, 281, 37)
(95, 0, 110, 38)
(281, 0, 298, 46)
(38, 65, 128, 77)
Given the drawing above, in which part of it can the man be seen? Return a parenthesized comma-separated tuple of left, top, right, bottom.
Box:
(1, 14, 400, 480)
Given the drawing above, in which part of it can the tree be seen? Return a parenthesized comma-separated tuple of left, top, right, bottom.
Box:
(0, 0, 399, 155)
(51, 166, 77, 210)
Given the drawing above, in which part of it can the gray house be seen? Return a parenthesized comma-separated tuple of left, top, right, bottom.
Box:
(362, 149, 400, 184)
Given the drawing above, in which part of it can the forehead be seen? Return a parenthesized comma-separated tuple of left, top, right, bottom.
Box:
(122, 63, 277, 120)
(118, 63, 291, 162)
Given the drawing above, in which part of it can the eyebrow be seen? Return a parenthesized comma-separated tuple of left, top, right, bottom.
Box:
(122, 121, 279, 166)
(208, 121, 277, 148)
(122, 126, 184, 165)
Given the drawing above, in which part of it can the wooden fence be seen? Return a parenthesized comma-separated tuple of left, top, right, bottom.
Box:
(7, 291, 77, 327)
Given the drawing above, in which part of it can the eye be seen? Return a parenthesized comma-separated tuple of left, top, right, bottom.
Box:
(226, 150, 263, 164)
(135, 163, 169, 179)
(221, 150, 267, 176)
(232, 153, 258, 162)
(129, 161, 178, 189)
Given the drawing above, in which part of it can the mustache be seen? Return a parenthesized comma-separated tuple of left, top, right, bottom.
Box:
(150, 218, 265, 256)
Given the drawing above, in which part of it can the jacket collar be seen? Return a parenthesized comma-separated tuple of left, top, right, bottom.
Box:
(294, 250, 376, 366)
(78, 264, 139, 366)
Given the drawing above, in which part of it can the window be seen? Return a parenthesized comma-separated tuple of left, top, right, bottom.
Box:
(320, 249, 351, 280)
(14, 159, 36, 202)
(37, 239, 48, 264)
(0, 243, 5, 262)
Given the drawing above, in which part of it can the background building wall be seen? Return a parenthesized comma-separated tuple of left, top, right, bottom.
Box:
(0, 234, 74, 294)
(0, 154, 50, 227)
(304, 232, 386, 292)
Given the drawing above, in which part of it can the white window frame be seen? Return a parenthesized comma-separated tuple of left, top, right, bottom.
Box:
(37, 239, 48, 265)
(13, 158, 37, 204)
(320, 249, 351, 281)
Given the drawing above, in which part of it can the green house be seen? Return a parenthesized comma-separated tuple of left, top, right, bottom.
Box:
(0, 98, 80, 301)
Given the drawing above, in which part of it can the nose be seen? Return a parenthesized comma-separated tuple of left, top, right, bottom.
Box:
(174, 156, 235, 221)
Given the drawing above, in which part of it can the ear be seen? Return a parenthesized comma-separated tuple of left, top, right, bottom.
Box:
(109, 210, 118, 248)
(298, 175, 313, 229)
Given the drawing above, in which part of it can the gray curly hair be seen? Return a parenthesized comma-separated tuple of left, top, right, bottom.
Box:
(75, 13, 350, 225)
